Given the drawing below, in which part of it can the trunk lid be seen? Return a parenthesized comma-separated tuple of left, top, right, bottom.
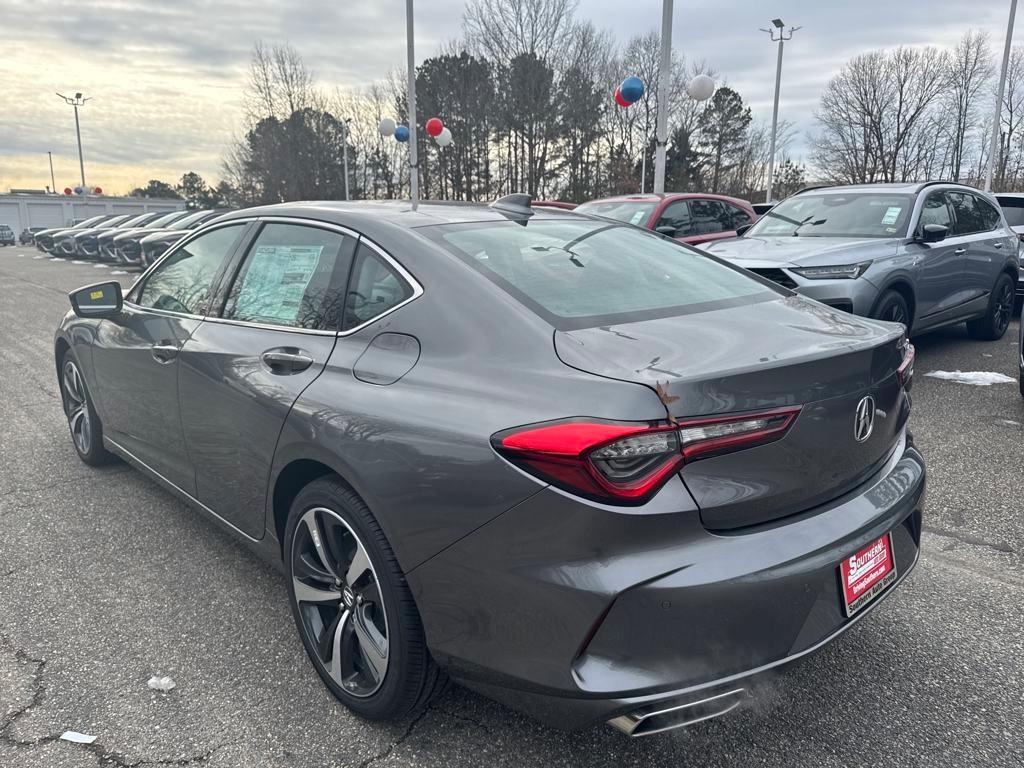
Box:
(554, 294, 909, 529)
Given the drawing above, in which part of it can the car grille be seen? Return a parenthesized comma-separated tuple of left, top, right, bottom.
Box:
(750, 268, 798, 290)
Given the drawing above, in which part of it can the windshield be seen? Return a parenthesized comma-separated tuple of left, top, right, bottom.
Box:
(95, 215, 131, 229)
(575, 200, 658, 227)
(747, 193, 914, 238)
(146, 211, 190, 228)
(174, 210, 221, 229)
(117, 213, 157, 228)
(424, 219, 774, 329)
(73, 216, 108, 228)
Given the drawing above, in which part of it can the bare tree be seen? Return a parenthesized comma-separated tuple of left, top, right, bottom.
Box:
(944, 31, 993, 181)
(245, 41, 316, 123)
(812, 46, 948, 183)
(463, 0, 578, 65)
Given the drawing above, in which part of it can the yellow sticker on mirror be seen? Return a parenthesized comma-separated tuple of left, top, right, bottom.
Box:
(89, 290, 104, 300)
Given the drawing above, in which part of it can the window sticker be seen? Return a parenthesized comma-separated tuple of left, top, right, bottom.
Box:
(881, 206, 902, 226)
(233, 245, 323, 325)
(630, 210, 647, 225)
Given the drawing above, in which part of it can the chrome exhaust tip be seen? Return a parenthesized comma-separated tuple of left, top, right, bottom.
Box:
(607, 688, 747, 737)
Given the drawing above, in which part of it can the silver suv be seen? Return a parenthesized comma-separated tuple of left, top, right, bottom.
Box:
(705, 182, 1019, 340)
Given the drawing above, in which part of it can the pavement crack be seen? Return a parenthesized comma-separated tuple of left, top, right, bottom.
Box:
(357, 705, 434, 768)
(0, 633, 49, 749)
(924, 525, 1015, 555)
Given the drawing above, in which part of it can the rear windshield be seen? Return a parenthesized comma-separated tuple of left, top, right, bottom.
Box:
(997, 198, 1024, 227)
(748, 193, 914, 238)
(574, 200, 658, 227)
(423, 219, 775, 329)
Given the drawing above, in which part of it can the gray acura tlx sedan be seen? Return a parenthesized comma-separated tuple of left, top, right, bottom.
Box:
(55, 197, 924, 737)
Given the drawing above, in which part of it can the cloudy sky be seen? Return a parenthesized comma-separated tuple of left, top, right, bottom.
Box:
(0, 0, 1018, 194)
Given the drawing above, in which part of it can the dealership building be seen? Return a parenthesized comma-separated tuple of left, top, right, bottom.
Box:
(0, 190, 185, 233)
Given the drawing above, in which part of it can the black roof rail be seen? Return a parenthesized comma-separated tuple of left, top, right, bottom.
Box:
(793, 185, 830, 195)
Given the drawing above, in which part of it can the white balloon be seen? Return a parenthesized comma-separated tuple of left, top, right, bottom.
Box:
(378, 117, 397, 137)
(687, 74, 716, 102)
(435, 127, 453, 147)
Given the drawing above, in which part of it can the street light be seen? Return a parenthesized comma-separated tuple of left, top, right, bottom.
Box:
(653, 1, 715, 193)
(760, 20, 800, 203)
(986, 0, 1018, 191)
(405, 0, 419, 210)
(56, 91, 89, 190)
(342, 117, 352, 201)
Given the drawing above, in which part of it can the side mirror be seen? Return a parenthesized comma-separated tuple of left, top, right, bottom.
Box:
(918, 224, 948, 244)
(69, 281, 122, 318)
(735, 223, 753, 237)
(654, 225, 677, 236)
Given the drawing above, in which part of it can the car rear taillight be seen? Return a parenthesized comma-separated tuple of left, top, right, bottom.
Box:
(493, 407, 800, 505)
(897, 342, 915, 391)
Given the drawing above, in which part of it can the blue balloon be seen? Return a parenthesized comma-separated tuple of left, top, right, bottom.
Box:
(620, 76, 645, 104)
(394, 125, 410, 143)
(73, 186, 84, 195)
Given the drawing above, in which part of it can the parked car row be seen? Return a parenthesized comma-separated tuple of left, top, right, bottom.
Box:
(32, 209, 229, 268)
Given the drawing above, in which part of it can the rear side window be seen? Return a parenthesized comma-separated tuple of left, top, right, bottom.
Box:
(974, 195, 1002, 231)
(948, 192, 987, 235)
(222, 223, 355, 331)
(654, 201, 692, 236)
(343, 243, 415, 330)
(425, 220, 774, 329)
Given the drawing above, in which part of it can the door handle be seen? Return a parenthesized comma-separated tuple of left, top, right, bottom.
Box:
(151, 342, 179, 363)
(954, 248, 966, 255)
(261, 349, 314, 374)
(993, 241, 1004, 248)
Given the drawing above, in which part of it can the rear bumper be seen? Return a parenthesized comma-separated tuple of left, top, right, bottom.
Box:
(410, 436, 925, 732)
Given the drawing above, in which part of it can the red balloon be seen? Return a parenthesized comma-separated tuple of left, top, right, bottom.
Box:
(614, 87, 630, 108)
(63, 187, 72, 195)
(93, 186, 102, 195)
(426, 117, 444, 137)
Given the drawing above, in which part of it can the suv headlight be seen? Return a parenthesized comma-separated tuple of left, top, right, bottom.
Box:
(791, 261, 871, 280)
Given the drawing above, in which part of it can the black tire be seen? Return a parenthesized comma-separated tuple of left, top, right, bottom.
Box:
(966, 272, 1015, 341)
(284, 476, 444, 721)
(871, 289, 912, 330)
(59, 351, 115, 466)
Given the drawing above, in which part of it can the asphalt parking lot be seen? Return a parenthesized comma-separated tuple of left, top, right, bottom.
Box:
(0, 245, 1021, 768)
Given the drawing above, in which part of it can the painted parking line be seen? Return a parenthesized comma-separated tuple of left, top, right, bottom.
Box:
(111, 270, 128, 275)
(94, 263, 108, 268)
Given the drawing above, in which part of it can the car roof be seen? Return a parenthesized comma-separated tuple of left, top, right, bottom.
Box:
(580, 192, 751, 205)
(213, 200, 584, 231)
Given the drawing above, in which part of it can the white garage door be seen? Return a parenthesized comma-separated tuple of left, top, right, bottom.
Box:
(0, 202, 20, 230)
(112, 204, 146, 215)
(27, 204, 63, 229)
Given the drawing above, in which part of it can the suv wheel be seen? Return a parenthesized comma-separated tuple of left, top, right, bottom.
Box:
(966, 273, 1014, 341)
(872, 290, 911, 329)
(284, 477, 444, 720)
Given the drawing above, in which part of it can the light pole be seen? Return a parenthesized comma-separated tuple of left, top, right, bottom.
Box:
(653, 0, 674, 194)
(342, 117, 352, 201)
(761, 19, 800, 204)
(56, 92, 89, 190)
(47, 151, 56, 193)
(986, 0, 1018, 192)
(405, 0, 420, 210)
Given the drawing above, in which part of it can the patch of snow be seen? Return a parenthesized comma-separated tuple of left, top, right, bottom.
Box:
(924, 370, 1016, 386)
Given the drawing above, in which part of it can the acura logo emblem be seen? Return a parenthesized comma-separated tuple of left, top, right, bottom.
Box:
(854, 396, 875, 442)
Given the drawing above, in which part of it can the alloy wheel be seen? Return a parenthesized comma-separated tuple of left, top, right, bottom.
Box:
(886, 301, 907, 326)
(62, 360, 92, 455)
(290, 507, 389, 697)
(994, 282, 1013, 334)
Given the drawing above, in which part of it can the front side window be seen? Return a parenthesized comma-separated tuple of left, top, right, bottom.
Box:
(688, 199, 729, 235)
(344, 243, 415, 330)
(654, 201, 693, 236)
(748, 193, 914, 238)
(425, 220, 774, 329)
(222, 223, 354, 331)
(919, 193, 953, 231)
(136, 224, 245, 315)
